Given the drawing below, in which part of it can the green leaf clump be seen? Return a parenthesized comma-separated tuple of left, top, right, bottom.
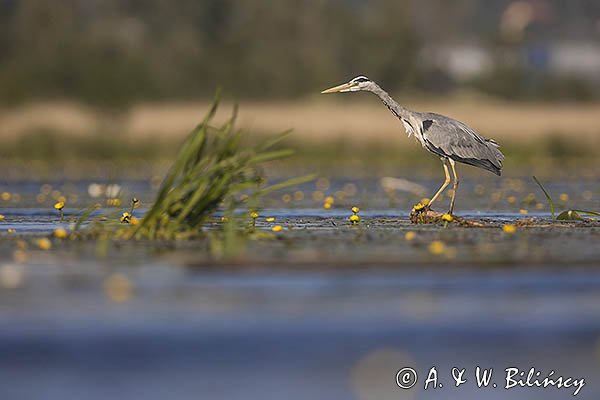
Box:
(133, 92, 313, 239)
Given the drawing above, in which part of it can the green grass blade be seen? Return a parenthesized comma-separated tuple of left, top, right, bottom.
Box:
(247, 149, 295, 164)
(256, 174, 316, 196)
(532, 176, 555, 220)
(256, 130, 292, 151)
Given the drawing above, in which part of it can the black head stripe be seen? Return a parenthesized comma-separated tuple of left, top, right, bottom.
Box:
(351, 76, 370, 83)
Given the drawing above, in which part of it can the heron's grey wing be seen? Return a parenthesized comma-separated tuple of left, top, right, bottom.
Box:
(419, 113, 504, 175)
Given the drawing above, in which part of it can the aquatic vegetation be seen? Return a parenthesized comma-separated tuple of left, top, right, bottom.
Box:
(349, 206, 361, 224)
(250, 211, 259, 229)
(54, 201, 65, 221)
(271, 225, 283, 232)
(503, 224, 517, 234)
(132, 94, 314, 240)
(413, 203, 426, 212)
(106, 198, 122, 207)
(130, 197, 140, 214)
(533, 176, 600, 221)
(35, 238, 52, 250)
(428, 240, 446, 255)
(53, 228, 69, 239)
(120, 212, 132, 223)
(323, 196, 334, 209)
(441, 213, 454, 228)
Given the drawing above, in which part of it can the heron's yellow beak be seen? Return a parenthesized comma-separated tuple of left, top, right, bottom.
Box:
(321, 82, 354, 94)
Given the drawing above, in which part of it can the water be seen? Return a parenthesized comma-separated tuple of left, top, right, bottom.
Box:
(0, 178, 599, 399)
(0, 266, 599, 399)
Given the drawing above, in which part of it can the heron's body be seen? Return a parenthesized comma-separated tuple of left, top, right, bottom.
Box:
(321, 76, 504, 214)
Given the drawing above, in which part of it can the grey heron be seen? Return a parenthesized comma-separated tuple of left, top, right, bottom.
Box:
(321, 76, 504, 214)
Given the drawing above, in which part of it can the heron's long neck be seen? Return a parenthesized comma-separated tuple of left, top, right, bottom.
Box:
(369, 84, 413, 121)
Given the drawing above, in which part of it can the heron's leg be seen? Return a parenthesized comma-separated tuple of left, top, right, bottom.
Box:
(427, 158, 451, 208)
(448, 158, 459, 214)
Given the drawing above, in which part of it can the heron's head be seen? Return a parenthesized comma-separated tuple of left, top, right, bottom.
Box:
(321, 76, 373, 94)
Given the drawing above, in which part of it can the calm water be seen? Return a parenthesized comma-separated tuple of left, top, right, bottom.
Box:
(0, 178, 599, 399)
(0, 267, 599, 400)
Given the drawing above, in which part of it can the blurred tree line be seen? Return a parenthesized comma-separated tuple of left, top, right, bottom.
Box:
(0, 0, 418, 106)
(0, 0, 597, 107)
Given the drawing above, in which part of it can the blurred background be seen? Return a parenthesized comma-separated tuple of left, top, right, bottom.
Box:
(2, 0, 600, 104)
(0, 0, 599, 178)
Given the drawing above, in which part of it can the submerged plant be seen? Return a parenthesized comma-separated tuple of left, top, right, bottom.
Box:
(133, 93, 313, 240)
(532, 176, 600, 221)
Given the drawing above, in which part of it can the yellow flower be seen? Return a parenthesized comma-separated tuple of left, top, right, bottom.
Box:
(428, 240, 446, 255)
(413, 203, 425, 211)
(106, 198, 121, 207)
(132, 197, 140, 207)
(351, 206, 360, 214)
(53, 228, 68, 239)
(404, 231, 416, 241)
(420, 198, 430, 206)
(130, 217, 140, 225)
(250, 211, 259, 219)
(7, 229, 16, 233)
(441, 214, 453, 222)
(324, 196, 334, 204)
(54, 201, 65, 210)
(220, 216, 229, 222)
(502, 224, 517, 234)
(323, 202, 332, 209)
(120, 212, 131, 223)
(559, 193, 569, 202)
(0, 215, 4, 221)
(266, 217, 275, 222)
(1, 192, 10, 201)
(36, 238, 52, 250)
(519, 209, 528, 214)
(507, 196, 517, 204)
(281, 194, 292, 203)
(272, 225, 283, 232)
(349, 214, 360, 224)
